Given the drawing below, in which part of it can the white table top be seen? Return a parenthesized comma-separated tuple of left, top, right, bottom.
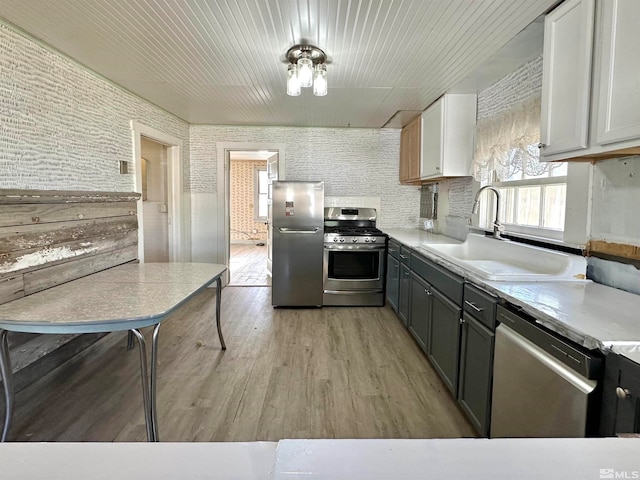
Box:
(383, 228, 640, 364)
(0, 263, 227, 334)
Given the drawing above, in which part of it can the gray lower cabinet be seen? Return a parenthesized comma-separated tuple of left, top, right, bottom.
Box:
(409, 271, 431, 351)
(386, 254, 400, 313)
(458, 283, 497, 437)
(398, 262, 411, 326)
(458, 312, 495, 436)
(427, 287, 462, 396)
(600, 352, 640, 436)
(386, 240, 497, 436)
(398, 245, 412, 326)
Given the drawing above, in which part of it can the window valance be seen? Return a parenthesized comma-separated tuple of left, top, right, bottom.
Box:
(472, 95, 548, 182)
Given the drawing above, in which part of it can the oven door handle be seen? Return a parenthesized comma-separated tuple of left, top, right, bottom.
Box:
(278, 227, 320, 234)
(324, 244, 385, 251)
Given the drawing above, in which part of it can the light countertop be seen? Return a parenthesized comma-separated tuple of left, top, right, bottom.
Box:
(383, 228, 640, 364)
(0, 442, 277, 480)
(1, 438, 638, 479)
(274, 438, 640, 479)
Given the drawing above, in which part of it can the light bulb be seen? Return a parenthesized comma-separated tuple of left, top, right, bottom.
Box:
(297, 53, 313, 88)
(313, 64, 327, 96)
(287, 64, 300, 96)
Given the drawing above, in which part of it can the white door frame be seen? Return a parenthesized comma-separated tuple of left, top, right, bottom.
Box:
(131, 120, 186, 262)
(216, 142, 286, 281)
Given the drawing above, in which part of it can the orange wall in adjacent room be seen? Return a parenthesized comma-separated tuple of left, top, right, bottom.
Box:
(230, 160, 267, 242)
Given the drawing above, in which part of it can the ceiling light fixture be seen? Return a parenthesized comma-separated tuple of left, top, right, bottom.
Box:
(286, 44, 327, 96)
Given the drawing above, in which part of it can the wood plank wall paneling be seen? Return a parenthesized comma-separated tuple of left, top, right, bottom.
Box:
(587, 240, 640, 261)
(0, 201, 137, 227)
(0, 189, 141, 306)
(0, 190, 140, 204)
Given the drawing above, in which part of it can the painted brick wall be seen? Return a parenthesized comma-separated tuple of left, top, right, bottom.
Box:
(437, 55, 543, 240)
(0, 23, 189, 192)
(477, 55, 543, 119)
(189, 125, 420, 229)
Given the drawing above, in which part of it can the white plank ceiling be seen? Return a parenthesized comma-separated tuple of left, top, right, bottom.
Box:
(0, 0, 558, 128)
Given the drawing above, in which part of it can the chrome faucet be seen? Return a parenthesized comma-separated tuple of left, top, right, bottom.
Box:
(471, 186, 505, 240)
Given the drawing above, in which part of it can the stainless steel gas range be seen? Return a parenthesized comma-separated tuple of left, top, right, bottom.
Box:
(323, 207, 388, 306)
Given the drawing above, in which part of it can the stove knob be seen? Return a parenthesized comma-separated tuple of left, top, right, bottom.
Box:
(340, 238, 345, 243)
(352, 238, 358, 243)
(364, 238, 370, 243)
(371, 238, 376, 243)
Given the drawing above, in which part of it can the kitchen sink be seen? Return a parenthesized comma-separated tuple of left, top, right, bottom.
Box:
(415, 233, 587, 282)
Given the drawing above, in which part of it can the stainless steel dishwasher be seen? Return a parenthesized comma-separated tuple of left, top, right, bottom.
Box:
(491, 305, 602, 438)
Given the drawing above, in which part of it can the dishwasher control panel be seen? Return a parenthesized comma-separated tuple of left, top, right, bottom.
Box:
(496, 305, 602, 380)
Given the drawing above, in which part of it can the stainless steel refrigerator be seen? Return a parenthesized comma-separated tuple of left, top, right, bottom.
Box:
(271, 180, 324, 307)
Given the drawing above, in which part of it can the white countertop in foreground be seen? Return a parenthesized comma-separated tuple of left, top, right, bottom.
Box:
(1, 438, 638, 479)
(384, 228, 640, 364)
(274, 438, 640, 480)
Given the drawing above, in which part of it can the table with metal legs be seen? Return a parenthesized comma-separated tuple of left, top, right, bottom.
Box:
(0, 263, 227, 442)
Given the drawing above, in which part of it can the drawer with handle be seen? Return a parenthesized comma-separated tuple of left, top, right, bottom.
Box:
(388, 239, 400, 260)
(399, 245, 412, 266)
(463, 283, 498, 331)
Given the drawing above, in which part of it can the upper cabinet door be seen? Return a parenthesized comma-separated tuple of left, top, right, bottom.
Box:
(420, 97, 444, 179)
(595, 0, 640, 145)
(539, 0, 595, 157)
(420, 94, 476, 179)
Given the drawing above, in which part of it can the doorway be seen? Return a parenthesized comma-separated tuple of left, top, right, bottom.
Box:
(216, 142, 285, 287)
(228, 151, 272, 286)
(140, 137, 169, 262)
(131, 120, 187, 263)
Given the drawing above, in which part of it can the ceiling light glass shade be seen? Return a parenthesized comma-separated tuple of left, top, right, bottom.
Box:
(287, 64, 301, 96)
(313, 64, 327, 96)
(297, 53, 313, 88)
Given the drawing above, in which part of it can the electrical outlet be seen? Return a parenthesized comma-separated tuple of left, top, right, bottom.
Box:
(252, 229, 258, 234)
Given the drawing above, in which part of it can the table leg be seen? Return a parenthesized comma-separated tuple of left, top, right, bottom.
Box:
(130, 329, 154, 442)
(150, 323, 161, 442)
(126, 330, 135, 350)
(0, 330, 14, 442)
(216, 277, 226, 350)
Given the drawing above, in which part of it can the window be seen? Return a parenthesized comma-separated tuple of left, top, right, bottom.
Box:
(479, 159, 567, 239)
(472, 92, 568, 240)
(254, 167, 268, 220)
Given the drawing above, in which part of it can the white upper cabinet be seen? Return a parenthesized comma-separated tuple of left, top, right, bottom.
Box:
(539, 0, 595, 156)
(540, 0, 640, 162)
(595, 0, 640, 145)
(420, 94, 476, 180)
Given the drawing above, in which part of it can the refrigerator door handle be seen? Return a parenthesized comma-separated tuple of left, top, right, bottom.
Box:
(277, 227, 320, 234)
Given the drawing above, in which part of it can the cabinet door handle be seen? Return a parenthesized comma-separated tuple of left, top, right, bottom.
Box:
(464, 301, 483, 313)
(424, 289, 432, 296)
(616, 387, 631, 400)
(399, 254, 408, 260)
(538, 142, 547, 149)
(459, 317, 465, 324)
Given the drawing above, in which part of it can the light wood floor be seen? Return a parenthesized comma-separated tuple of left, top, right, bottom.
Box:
(10, 286, 476, 442)
(229, 244, 271, 286)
